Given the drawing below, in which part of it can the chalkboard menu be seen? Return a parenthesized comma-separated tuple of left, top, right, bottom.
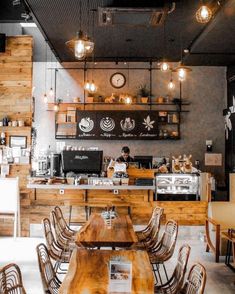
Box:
(76, 110, 159, 140)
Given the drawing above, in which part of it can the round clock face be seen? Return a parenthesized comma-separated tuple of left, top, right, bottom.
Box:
(110, 73, 126, 89)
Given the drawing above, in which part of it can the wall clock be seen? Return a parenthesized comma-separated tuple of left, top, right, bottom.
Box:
(110, 72, 126, 89)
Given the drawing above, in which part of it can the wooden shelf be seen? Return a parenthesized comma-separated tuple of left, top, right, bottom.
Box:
(0, 126, 31, 131)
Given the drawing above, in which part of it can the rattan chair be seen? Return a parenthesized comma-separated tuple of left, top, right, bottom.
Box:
(0, 263, 26, 294)
(42, 218, 71, 273)
(54, 206, 76, 240)
(50, 210, 75, 252)
(134, 207, 164, 250)
(179, 263, 207, 294)
(136, 207, 163, 242)
(148, 219, 178, 284)
(36, 243, 61, 294)
(154, 244, 191, 294)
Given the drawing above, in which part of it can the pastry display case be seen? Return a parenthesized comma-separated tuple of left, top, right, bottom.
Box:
(155, 173, 200, 201)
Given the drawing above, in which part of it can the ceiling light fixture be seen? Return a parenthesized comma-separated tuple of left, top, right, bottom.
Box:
(196, 3, 212, 23)
(173, 65, 192, 82)
(43, 41, 48, 104)
(66, 0, 94, 60)
(168, 72, 175, 90)
(160, 20, 170, 72)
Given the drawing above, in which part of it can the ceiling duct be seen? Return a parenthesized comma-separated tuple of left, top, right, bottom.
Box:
(98, 7, 169, 27)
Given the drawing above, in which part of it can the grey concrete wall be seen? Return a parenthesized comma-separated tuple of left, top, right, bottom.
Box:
(33, 62, 226, 181)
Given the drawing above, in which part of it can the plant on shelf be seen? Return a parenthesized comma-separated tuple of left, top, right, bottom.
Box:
(137, 84, 150, 103)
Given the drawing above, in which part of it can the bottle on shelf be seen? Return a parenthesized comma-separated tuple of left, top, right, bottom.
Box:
(0, 132, 6, 145)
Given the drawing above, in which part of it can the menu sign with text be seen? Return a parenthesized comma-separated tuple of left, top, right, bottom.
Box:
(76, 110, 159, 140)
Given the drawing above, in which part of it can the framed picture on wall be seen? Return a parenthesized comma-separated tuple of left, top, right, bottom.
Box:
(9, 136, 27, 148)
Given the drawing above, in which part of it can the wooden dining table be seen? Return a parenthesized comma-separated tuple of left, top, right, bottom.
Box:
(59, 248, 154, 294)
(75, 213, 138, 248)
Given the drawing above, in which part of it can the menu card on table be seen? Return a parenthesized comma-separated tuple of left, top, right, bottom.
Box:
(109, 260, 132, 293)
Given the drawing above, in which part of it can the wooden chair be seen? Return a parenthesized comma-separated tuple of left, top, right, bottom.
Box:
(0, 178, 20, 238)
(205, 202, 235, 262)
(155, 244, 191, 294)
(42, 218, 71, 273)
(0, 263, 26, 294)
(179, 263, 207, 294)
(148, 219, 178, 284)
(134, 207, 164, 250)
(54, 206, 76, 239)
(36, 243, 61, 294)
(136, 207, 163, 242)
(50, 210, 75, 252)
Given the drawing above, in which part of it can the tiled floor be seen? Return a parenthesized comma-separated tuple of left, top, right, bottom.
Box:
(0, 226, 235, 294)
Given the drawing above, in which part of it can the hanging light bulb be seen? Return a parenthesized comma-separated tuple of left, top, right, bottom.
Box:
(178, 68, 186, 81)
(53, 104, 59, 112)
(168, 79, 175, 90)
(161, 62, 170, 72)
(43, 93, 48, 103)
(196, 5, 212, 23)
(49, 87, 54, 97)
(84, 80, 91, 91)
(173, 65, 192, 82)
(89, 80, 97, 93)
(74, 32, 86, 59)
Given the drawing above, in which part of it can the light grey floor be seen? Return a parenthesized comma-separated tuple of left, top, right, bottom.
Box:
(0, 226, 235, 294)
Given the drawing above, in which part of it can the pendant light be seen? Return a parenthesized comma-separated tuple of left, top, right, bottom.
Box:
(49, 48, 54, 98)
(168, 72, 175, 90)
(160, 21, 169, 72)
(173, 21, 192, 82)
(66, 0, 94, 60)
(43, 41, 48, 104)
(86, 10, 97, 94)
(196, 2, 212, 23)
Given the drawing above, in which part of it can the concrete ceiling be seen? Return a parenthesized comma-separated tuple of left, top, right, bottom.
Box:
(1, 0, 235, 65)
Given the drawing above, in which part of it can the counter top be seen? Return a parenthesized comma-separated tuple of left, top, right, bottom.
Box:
(27, 183, 155, 190)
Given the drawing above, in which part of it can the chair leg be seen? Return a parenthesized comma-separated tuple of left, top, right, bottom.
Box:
(162, 262, 169, 283)
(157, 264, 163, 286)
(151, 263, 158, 284)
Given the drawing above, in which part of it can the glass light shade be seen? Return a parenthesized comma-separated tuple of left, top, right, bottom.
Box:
(196, 5, 212, 23)
(89, 80, 97, 93)
(84, 40, 94, 54)
(54, 104, 59, 112)
(84, 80, 91, 91)
(161, 62, 170, 72)
(43, 93, 48, 103)
(74, 39, 86, 59)
(49, 87, 54, 97)
(168, 79, 175, 90)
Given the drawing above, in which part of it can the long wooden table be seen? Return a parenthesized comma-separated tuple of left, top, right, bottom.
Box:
(75, 214, 138, 248)
(59, 248, 154, 294)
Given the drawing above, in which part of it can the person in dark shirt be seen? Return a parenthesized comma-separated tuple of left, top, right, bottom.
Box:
(116, 146, 134, 163)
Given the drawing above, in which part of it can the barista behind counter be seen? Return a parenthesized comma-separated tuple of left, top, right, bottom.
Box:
(116, 146, 134, 164)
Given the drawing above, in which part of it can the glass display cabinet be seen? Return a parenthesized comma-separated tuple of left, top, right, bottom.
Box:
(155, 173, 200, 201)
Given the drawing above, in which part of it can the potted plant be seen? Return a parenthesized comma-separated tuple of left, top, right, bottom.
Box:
(137, 84, 150, 103)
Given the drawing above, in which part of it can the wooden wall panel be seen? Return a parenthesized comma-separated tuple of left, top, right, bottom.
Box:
(0, 36, 32, 237)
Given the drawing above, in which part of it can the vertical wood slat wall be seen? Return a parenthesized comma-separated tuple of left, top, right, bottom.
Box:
(0, 35, 33, 236)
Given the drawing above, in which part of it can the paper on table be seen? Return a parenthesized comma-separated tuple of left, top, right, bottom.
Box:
(109, 260, 132, 293)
